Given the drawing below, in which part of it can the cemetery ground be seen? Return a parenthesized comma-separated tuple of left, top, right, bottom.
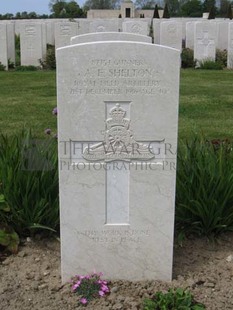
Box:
(1, 68, 233, 309)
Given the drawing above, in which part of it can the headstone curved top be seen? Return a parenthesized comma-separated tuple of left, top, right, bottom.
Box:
(71, 32, 152, 44)
(57, 41, 180, 283)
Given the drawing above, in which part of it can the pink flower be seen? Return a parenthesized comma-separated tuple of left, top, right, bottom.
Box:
(99, 290, 105, 296)
(80, 298, 88, 304)
(72, 281, 81, 291)
(101, 285, 109, 292)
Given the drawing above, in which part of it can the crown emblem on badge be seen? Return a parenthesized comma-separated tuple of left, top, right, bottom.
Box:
(106, 104, 130, 130)
(83, 103, 155, 162)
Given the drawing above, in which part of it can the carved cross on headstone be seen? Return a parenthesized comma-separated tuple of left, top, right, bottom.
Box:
(27, 43, 35, 57)
(63, 102, 165, 225)
(197, 31, 215, 58)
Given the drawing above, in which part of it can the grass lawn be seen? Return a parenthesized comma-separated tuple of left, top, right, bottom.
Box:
(0, 69, 233, 139)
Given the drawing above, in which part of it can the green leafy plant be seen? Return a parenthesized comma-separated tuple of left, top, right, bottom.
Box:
(39, 44, 56, 70)
(15, 65, 38, 72)
(216, 49, 227, 68)
(0, 62, 6, 71)
(72, 272, 109, 305)
(143, 288, 205, 310)
(176, 137, 233, 236)
(0, 130, 59, 236)
(198, 59, 223, 70)
(181, 48, 196, 68)
(0, 223, 20, 254)
(0, 195, 20, 253)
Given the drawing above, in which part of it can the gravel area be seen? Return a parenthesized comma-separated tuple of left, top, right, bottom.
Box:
(1, 233, 233, 309)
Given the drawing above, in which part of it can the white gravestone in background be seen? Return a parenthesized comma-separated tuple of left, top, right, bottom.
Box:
(0, 23, 8, 70)
(89, 19, 120, 33)
(20, 23, 44, 66)
(55, 22, 78, 49)
(194, 21, 216, 63)
(227, 22, 233, 69)
(3, 21, 15, 64)
(216, 21, 229, 50)
(186, 22, 194, 49)
(122, 21, 149, 36)
(57, 41, 180, 283)
(71, 32, 152, 44)
(46, 21, 55, 45)
(160, 21, 182, 51)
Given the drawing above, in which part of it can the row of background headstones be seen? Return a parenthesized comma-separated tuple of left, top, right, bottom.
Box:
(0, 18, 233, 70)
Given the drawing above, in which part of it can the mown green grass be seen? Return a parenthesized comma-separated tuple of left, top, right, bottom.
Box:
(179, 69, 233, 139)
(0, 69, 233, 139)
(0, 71, 57, 138)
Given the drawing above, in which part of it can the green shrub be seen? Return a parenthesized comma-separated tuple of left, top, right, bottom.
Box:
(143, 288, 205, 310)
(176, 137, 233, 236)
(40, 44, 56, 70)
(181, 48, 196, 68)
(198, 59, 223, 70)
(0, 62, 6, 71)
(15, 34, 21, 67)
(0, 130, 59, 236)
(163, 3, 170, 18)
(216, 49, 227, 67)
(15, 65, 38, 71)
(8, 59, 15, 69)
(0, 195, 20, 254)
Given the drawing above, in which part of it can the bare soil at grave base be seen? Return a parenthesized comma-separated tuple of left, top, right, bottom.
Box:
(0, 233, 233, 310)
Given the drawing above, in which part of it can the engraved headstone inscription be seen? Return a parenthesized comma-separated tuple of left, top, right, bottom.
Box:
(57, 41, 180, 282)
(20, 22, 45, 66)
(194, 21, 216, 63)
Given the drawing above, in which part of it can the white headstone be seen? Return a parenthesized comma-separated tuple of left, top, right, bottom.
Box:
(57, 41, 180, 282)
(89, 19, 120, 33)
(0, 23, 8, 70)
(216, 21, 229, 50)
(3, 21, 15, 64)
(55, 22, 78, 49)
(75, 19, 91, 35)
(185, 22, 194, 49)
(20, 23, 45, 66)
(122, 21, 149, 36)
(71, 32, 152, 44)
(160, 21, 182, 51)
(227, 22, 233, 68)
(194, 21, 216, 63)
(153, 19, 161, 44)
(46, 21, 55, 45)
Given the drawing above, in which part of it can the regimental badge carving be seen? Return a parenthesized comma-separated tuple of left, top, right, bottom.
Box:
(96, 25, 105, 32)
(25, 25, 36, 36)
(83, 103, 155, 162)
(131, 24, 142, 34)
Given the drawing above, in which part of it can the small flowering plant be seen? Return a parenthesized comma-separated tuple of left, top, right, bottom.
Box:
(71, 272, 109, 305)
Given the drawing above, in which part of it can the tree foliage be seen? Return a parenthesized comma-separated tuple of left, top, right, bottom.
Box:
(165, 0, 180, 16)
(135, 0, 156, 9)
(83, 0, 120, 10)
(163, 3, 171, 17)
(153, 4, 160, 18)
(50, 0, 85, 18)
(227, 3, 233, 18)
(180, 0, 203, 17)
